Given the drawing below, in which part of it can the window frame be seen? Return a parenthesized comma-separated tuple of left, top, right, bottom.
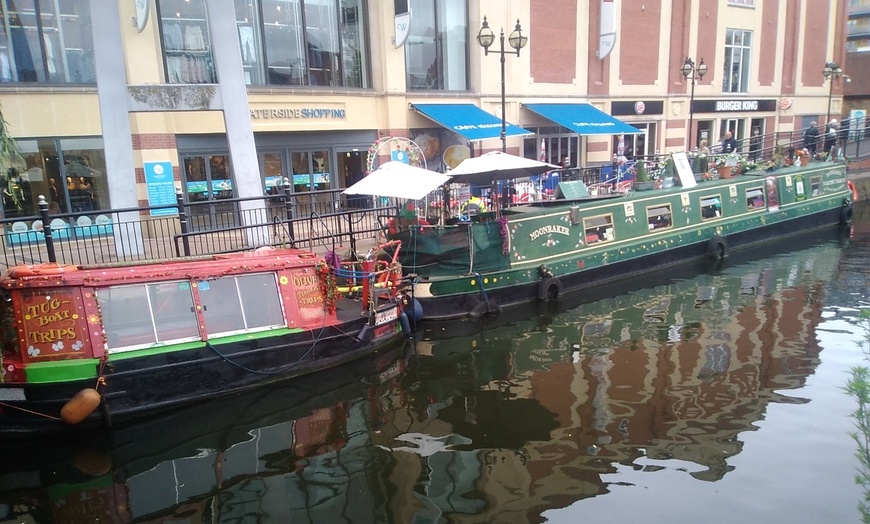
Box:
(723, 28, 752, 93)
(745, 186, 765, 209)
(198, 272, 287, 338)
(700, 195, 723, 221)
(98, 281, 201, 353)
(583, 214, 615, 245)
(405, 0, 469, 91)
(646, 204, 673, 231)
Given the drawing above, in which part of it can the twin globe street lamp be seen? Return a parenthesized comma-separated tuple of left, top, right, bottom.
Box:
(477, 16, 527, 153)
(680, 57, 707, 150)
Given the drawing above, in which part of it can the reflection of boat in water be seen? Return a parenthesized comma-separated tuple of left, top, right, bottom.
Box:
(0, 344, 411, 522)
(397, 225, 848, 495)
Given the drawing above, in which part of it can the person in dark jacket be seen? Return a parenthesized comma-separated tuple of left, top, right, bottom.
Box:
(721, 131, 738, 153)
(803, 121, 820, 156)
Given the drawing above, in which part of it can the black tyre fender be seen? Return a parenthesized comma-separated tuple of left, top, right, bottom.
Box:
(707, 235, 728, 260)
(469, 299, 501, 318)
(840, 204, 854, 225)
(537, 277, 563, 301)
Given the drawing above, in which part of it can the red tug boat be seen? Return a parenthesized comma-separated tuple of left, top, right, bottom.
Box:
(0, 244, 409, 437)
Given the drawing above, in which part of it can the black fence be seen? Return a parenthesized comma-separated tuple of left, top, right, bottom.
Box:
(0, 186, 395, 268)
(5, 123, 868, 269)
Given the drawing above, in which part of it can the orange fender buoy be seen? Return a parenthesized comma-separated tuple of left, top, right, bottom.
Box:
(848, 180, 859, 202)
(60, 388, 102, 425)
(71, 449, 112, 477)
(8, 263, 78, 279)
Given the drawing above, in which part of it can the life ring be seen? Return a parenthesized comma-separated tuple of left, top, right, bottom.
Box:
(840, 204, 854, 225)
(848, 180, 859, 202)
(707, 235, 728, 260)
(537, 277, 563, 301)
(7, 262, 78, 279)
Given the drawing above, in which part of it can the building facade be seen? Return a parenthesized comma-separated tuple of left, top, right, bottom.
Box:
(0, 0, 849, 225)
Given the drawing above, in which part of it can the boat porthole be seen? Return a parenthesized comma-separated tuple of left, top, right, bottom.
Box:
(470, 279, 476, 286)
(840, 205, 854, 225)
(537, 277, 563, 301)
(707, 235, 728, 260)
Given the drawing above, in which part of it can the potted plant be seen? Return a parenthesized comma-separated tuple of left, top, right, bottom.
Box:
(633, 160, 655, 191)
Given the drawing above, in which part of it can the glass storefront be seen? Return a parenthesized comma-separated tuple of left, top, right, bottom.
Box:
(1, 137, 106, 219)
(182, 154, 236, 230)
(0, 0, 96, 83)
(523, 129, 580, 167)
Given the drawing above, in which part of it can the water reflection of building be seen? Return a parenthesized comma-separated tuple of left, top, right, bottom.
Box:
(379, 235, 843, 519)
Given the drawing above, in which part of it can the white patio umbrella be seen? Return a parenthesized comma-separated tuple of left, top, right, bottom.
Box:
(447, 151, 560, 185)
(343, 161, 450, 200)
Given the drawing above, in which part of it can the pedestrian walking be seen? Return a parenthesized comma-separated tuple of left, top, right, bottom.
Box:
(804, 121, 820, 156)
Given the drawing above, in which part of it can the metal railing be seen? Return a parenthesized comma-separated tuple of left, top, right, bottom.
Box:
(4, 124, 867, 269)
(0, 186, 395, 268)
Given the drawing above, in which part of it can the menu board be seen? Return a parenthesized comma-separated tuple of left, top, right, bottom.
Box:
(144, 161, 178, 216)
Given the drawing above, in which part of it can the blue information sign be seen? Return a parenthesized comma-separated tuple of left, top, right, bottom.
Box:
(144, 161, 178, 216)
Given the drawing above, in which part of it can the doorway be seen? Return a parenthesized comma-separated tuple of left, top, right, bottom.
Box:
(337, 150, 369, 209)
(182, 154, 238, 230)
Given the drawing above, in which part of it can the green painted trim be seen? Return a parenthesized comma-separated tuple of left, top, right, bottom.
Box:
(25, 359, 99, 383)
(108, 327, 301, 361)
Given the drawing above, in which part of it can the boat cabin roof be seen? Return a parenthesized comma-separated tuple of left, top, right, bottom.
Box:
(2, 248, 320, 289)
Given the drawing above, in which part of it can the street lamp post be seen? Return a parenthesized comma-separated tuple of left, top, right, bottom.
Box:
(477, 17, 527, 153)
(823, 61, 844, 127)
(680, 57, 707, 150)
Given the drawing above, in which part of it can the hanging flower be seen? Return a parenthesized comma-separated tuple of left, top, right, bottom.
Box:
(315, 261, 337, 314)
(497, 216, 510, 255)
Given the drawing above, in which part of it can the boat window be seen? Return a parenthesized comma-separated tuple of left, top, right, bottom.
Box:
(646, 204, 673, 231)
(811, 176, 821, 196)
(700, 195, 722, 220)
(198, 273, 285, 337)
(745, 187, 765, 209)
(583, 214, 615, 244)
(98, 281, 200, 353)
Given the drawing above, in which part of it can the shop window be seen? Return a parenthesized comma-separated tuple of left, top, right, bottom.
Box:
(701, 195, 722, 220)
(0, 0, 96, 83)
(405, 0, 468, 91)
(158, 0, 217, 84)
(612, 124, 654, 160)
(98, 281, 201, 352)
(723, 29, 752, 93)
(198, 273, 285, 337)
(646, 204, 673, 231)
(182, 154, 238, 231)
(583, 214, 615, 244)
(745, 187, 765, 209)
(0, 138, 108, 223)
(256, 0, 369, 88)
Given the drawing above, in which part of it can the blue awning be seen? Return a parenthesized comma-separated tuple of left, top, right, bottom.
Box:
(523, 103, 641, 135)
(411, 103, 533, 141)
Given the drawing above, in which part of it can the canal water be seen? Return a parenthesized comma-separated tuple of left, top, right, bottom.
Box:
(2, 205, 869, 523)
